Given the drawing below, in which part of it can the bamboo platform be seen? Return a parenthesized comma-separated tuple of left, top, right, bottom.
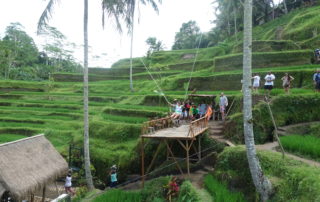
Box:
(141, 124, 207, 140)
(140, 117, 209, 186)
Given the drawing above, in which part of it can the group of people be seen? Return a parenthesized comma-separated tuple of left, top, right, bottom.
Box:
(252, 69, 320, 96)
(170, 92, 229, 122)
(252, 71, 294, 96)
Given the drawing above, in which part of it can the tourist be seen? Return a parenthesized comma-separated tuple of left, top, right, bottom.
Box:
(313, 69, 320, 93)
(65, 170, 75, 196)
(219, 92, 228, 121)
(109, 165, 118, 188)
(281, 73, 294, 94)
(252, 73, 261, 93)
(191, 104, 199, 120)
(264, 71, 276, 98)
(205, 105, 213, 121)
(170, 101, 182, 119)
(184, 101, 191, 119)
(199, 102, 207, 118)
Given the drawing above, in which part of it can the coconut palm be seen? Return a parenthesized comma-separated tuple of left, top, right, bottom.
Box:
(242, 0, 272, 200)
(38, 0, 161, 190)
(121, 0, 161, 92)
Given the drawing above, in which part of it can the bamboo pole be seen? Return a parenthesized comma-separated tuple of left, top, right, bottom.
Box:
(41, 186, 46, 202)
(146, 140, 163, 174)
(165, 140, 184, 176)
(141, 138, 145, 188)
(186, 140, 190, 177)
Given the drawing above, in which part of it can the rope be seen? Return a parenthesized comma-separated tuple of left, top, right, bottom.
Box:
(139, 58, 172, 105)
(84, 140, 221, 200)
(184, 33, 204, 100)
(264, 96, 286, 159)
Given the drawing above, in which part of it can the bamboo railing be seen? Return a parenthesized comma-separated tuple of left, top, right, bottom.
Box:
(141, 117, 173, 135)
(188, 117, 208, 138)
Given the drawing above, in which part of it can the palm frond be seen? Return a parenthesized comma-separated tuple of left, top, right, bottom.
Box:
(37, 0, 60, 35)
(101, 0, 127, 33)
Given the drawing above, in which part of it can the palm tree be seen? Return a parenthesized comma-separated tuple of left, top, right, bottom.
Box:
(242, 0, 272, 201)
(123, 0, 161, 92)
(38, 0, 95, 190)
(38, 0, 161, 190)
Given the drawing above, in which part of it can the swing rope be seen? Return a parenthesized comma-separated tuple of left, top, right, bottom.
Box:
(139, 58, 172, 105)
(184, 33, 204, 100)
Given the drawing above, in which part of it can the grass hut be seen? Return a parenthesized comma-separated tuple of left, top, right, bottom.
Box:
(0, 134, 68, 201)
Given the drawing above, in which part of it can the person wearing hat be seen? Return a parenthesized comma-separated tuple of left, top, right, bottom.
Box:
(109, 165, 118, 188)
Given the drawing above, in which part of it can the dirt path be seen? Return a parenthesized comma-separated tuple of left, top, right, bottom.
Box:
(256, 141, 320, 168)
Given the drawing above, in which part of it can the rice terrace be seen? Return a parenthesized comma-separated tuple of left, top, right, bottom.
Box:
(1, 0, 320, 201)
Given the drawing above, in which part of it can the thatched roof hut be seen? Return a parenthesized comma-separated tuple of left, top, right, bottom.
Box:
(0, 134, 68, 200)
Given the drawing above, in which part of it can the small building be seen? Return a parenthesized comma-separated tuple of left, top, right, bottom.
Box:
(0, 134, 68, 201)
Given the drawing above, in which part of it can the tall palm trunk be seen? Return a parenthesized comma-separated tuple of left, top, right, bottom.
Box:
(242, 0, 272, 201)
(233, 7, 238, 41)
(129, 12, 135, 92)
(283, 0, 288, 14)
(83, 0, 94, 190)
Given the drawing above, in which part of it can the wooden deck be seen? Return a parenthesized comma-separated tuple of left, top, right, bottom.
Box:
(141, 124, 204, 139)
(141, 117, 209, 140)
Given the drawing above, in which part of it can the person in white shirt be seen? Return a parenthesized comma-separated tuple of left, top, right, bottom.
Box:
(219, 92, 228, 121)
(252, 73, 261, 93)
(65, 171, 75, 196)
(264, 72, 275, 98)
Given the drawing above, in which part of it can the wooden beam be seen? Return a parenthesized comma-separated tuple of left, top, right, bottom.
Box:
(177, 139, 187, 150)
(146, 140, 163, 174)
(41, 186, 46, 202)
(198, 136, 201, 161)
(141, 137, 145, 188)
(186, 140, 190, 177)
(165, 140, 184, 176)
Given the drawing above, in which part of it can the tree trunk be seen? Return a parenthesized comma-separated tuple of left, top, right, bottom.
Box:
(234, 7, 238, 41)
(242, 0, 272, 201)
(129, 13, 135, 92)
(283, 0, 288, 14)
(271, 0, 275, 20)
(83, 0, 94, 190)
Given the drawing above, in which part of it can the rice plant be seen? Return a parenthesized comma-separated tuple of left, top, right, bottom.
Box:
(204, 175, 247, 202)
(93, 189, 141, 202)
(280, 135, 320, 160)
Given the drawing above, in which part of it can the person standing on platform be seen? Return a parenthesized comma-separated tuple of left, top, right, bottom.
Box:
(219, 92, 228, 121)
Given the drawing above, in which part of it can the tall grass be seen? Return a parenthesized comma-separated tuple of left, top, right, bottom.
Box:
(204, 175, 246, 202)
(93, 189, 141, 202)
(101, 113, 147, 124)
(280, 135, 320, 160)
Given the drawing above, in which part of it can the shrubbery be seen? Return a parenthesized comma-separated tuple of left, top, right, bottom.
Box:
(215, 146, 320, 202)
(225, 94, 320, 144)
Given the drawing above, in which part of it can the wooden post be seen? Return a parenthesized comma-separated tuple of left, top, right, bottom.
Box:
(141, 137, 145, 188)
(31, 194, 34, 202)
(41, 186, 46, 202)
(186, 140, 190, 177)
(198, 136, 201, 161)
(165, 140, 184, 176)
(146, 140, 163, 174)
(55, 181, 59, 196)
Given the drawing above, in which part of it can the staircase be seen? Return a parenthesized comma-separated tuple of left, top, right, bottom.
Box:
(208, 121, 235, 147)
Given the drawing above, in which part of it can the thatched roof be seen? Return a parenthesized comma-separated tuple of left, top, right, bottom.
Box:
(0, 134, 68, 200)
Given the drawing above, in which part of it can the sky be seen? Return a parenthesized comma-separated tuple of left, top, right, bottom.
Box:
(0, 0, 216, 68)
